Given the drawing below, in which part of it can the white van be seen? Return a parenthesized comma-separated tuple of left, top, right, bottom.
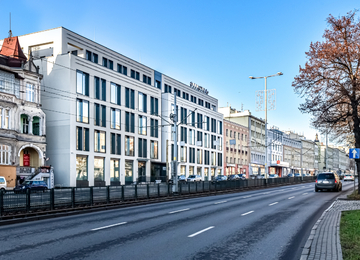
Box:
(0, 176, 6, 193)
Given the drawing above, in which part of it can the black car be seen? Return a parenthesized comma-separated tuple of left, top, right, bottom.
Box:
(13, 180, 48, 193)
(227, 174, 240, 181)
(315, 172, 342, 192)
(212, 175, 227, 183)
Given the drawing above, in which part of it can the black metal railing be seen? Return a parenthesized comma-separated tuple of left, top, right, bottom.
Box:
(0, 176, 315, 217)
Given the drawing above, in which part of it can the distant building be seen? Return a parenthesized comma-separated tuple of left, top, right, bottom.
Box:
(0, 31, 47, 188)
(268, 127, 288, 176)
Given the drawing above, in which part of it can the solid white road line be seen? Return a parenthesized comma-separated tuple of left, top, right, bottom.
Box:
(242, 196, 252, 198)
(169, 208, 190, 214)
(91, 222, 127, 231)
(188, 226, 214, 237)
(241, 211, 254, 216)
(288, 196, 295, 199)
(303, 193, 308, 195)
(214, 201, 227, 204)
(269, 202, 278, 206)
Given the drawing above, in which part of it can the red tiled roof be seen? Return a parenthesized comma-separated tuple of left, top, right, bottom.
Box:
(0, 36, 27, 61)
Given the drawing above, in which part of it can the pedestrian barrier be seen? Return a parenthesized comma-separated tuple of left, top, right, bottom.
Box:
(0, 176, 315, 217)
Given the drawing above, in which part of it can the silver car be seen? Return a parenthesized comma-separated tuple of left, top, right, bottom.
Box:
(187, 175, 202, 182)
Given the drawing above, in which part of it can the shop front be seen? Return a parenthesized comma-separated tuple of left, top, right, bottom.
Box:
(225, 163, 236, 176)
(250, 163, 265, 177)
(269, 161, 289, 177)
(150, 162, 166, 182)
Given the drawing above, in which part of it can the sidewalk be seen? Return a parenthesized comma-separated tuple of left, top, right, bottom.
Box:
(300, 188, 360, 260)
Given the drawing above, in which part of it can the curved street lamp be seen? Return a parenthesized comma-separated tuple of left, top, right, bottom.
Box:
(249, 72, 283, 180)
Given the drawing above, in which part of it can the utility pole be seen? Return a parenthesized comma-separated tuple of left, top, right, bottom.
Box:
(325, 132, 328, 171)
(172, 92, 178, 193)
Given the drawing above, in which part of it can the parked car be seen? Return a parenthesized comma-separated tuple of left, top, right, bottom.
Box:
(227, 174, 240, 181)
(187, 175, 202, 182)
(0, 176, 6, 193)
(178, 175, 187, 183)
(256, 174, 265, 179)
(13, 180, 48, 193)
(343, 174, 355, 181)
(287, 174, 294, 177)
(294, 173, 301, 177)
(315, 172, 342, 192)
(212, 175, 228, 183)
(238, 174, 247, 180)
(268, 174, 279, 178)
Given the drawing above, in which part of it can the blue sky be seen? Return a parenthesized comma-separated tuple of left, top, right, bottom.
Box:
(1, 0, 359, 144)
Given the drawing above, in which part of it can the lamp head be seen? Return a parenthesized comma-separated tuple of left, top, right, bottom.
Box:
(277, 72, 283, 76)
(249, 76, 254, 79)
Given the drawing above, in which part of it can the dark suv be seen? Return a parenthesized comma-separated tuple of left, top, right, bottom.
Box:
(315, 172, 342, 192)
(13, 180, 48, 193)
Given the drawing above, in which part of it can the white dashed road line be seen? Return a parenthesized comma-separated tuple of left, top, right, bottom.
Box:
(169, 208, 190, 214)
(188, 226, 214, 237)
(214, 201, 227, 204)
(303, 193, 308, 195)
(241, 211, 254, 216)
(288, 196, 295, 199)
(242, 196, 252, 198)
(91, 222, 127, 231)
(269, 202, 278, 206)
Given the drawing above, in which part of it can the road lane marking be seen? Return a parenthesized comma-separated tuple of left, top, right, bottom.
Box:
(242, 196, 252, 198)
(269, 202, 278, 206)
(188, 226, 214, 237)
(303, 193, 308, 195)
(241, 211, 254, 216)
(288, 196, 295, 199)
(169, 208, 190, 214)
(91, 222, 127, 231)
(214, 201, 227, 204)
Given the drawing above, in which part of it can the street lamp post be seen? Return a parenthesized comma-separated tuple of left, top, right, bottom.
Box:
(249, 72, 283, 181)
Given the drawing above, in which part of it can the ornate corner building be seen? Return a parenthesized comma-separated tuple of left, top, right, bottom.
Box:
(0, 32, 46, 188)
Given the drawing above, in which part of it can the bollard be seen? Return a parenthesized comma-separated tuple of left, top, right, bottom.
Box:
(121, 185, 125, 201)
(71, 187, 76, 208)
(26, 188, 31, 212)
(179, 182, 182, 195)
(90, 187, 93, 206)
(135, 184, 138, 200)
(157, 184, 160, 197)
(147, 184, 150, 199)
(50, 188, 55, 210)
(106, 186, 110, 204)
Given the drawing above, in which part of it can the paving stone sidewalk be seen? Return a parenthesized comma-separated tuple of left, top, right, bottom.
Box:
(300, 197, 360, 260)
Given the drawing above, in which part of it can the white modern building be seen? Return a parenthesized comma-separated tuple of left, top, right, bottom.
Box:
(268, 127, 288, 176)
(161, 78, 224, 181)
(5, 27, 166, 187)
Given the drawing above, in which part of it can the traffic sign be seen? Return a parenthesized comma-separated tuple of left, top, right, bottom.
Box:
(349, 148, 360, 159)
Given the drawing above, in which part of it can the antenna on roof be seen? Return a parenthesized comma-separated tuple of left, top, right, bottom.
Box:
(9, 12, 12, 38)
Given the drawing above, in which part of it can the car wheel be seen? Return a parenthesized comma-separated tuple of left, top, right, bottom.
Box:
(0, 188, 5, 194)
(315, 188, 318, 192)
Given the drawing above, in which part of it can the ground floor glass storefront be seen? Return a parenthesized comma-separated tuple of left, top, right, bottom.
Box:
(76, 155, 88, 187)
(110, 159, 120, 184)
(125, 160, 133, 184)
(94, 157, 105, 186)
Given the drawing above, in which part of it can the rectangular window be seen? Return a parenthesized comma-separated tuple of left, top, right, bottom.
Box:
(131, 69, 135, 79)
(109, 60, 113, 70)
(218, 121, 223, 134)
(25, 83, 35, 102)
(197, 113, 203, 129)
(197, 131, 203, 146)
(150, 119, 159, 138)
(211, 118, 217, 133)
(125, 112, 135, 133)
(123, 66, 127, 76)
(180, 146, 187, 162)
(180, 126, 187, 143)
(197, 149, 203, 164)
(211, 152, 216, 166)
(94, 130, 106, 153)
(110, 159, 120, 182)
(191, 95, 197, 104)
(155, 80, 161, 89)
(76, 71, 89, 96)
(198, 99, 204, 106)
(189, 148, 195, 163)
(125, 136, 135, 156)
(218, 153, 223, 166)
(76, 127, 89, 151)
(204, 133, 210, 148)
(164, 84, 172, 93)
(76, 99, 89, 123)
(136, 72, 140, 80)
(139, 92, 147, 113)
(86, 50, 92, 61)
(150, 97, 159, 115)
(102, 57, 108, 68)
(111, 133, 121, 155)
(205, 102, 210, 109)
(125, 88, 135, 109)
(180, 107, 187, 124)
(110, 83, 121, 105)
(205, 116, 210, 131)
(93, 53, 98, 63)
(94, 157, 104, 182)
(76, 155, 88, 180)
(94, 77, 100, 99)
(138, 138, 147, 158)
(94, 103, 106, 127)
(143, 75, 152, 85)
(138, 115, 147, 135)
(191, 111, 196, 127)
(151, 140, 158, 159)
(189, 129, 195, 145)
(111, 108, 121, 129)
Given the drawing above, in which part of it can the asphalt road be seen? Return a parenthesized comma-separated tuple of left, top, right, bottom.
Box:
(0, 181, 357, 260)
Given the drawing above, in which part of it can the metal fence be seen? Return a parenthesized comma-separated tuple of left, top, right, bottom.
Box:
(0, 176, 315, 216)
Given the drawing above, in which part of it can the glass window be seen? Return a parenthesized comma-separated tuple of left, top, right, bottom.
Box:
(111, 108, 121, 130)
(94, 104, 106, 127)
(123, 66, 127, 76)
(150, 97, 159, 115)
(102, 57, 108, 67)
(26, 83, 35, 102)
(21, 114, 29, 133)
(109, 60, 113, 70)
(138, 138, 147, 158)
(94, 130, 106, 153)
(150, 119, 158, 138)
(76, 127, 89, 151)
(151, 140, 158, 159)
(180, 146, 187, 162)
(76, 71, 89, 96)
(76, 99, 89, 123)
(138, 115, 147, 135)
(125, 136, 135, 156)
(125, 88, 135, 109)
(94, 157, 104, 181)
(125, 160, 133, 184)
(111, 133, 121, 155)
(189, 129, 195, 145)
(110, 159, 120, 182)
(111, 83, 121, 105)
(197, 149, 203, 164)
(139, 92, 147, 113)
(125, 112, 135, 133)
(76, 155, 88, 180)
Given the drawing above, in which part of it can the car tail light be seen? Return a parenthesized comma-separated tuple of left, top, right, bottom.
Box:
(335, 179, 337, 183)
(315, 179, 317, 183)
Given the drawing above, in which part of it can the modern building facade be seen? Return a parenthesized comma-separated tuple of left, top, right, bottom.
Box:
(223, 119, 249, 177)
(268, 127, 288, 176)
(161, 79, 224, 181)
(282, 132, 301, 175)
(0, 32, 47, 188)
(219, 107, 265, 177)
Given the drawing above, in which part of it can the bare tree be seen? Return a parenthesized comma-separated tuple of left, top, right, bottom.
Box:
(293, 11, 360, 193)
